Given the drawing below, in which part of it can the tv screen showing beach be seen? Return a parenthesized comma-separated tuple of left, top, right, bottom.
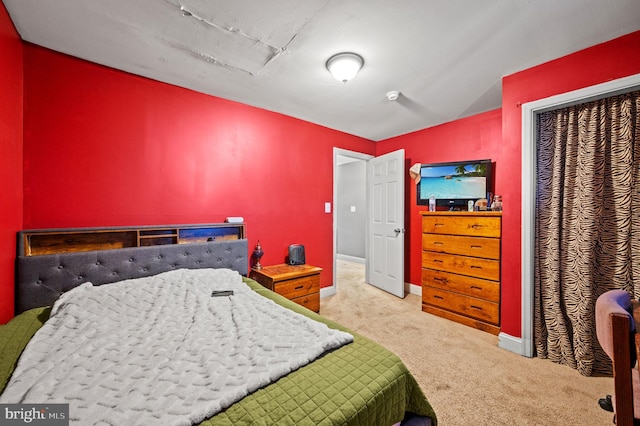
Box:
(419, 162, 488, 200)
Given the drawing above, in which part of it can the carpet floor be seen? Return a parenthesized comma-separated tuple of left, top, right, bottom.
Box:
(319, 260, 614, 426)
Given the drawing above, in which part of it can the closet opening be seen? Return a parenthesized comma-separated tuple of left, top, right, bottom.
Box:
(515, 73, 640, 359)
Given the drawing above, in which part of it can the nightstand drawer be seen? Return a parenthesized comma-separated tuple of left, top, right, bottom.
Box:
(421, 251, 500, 281)
(423, 286, 499, 324)
(291, 293, 320, 312)
(422, 269, 499, 302)
(275, 274, 319, 300)
(422, 233, 500, 259)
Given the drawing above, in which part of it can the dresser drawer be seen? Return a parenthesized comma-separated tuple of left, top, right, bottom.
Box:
(422, 215, 501, 238)
(422, 251, 500, 281)
(290, 293, 320, 312)
(422, 233, 500, 260)
(274, 274, 319, 300)
(422, 269, 499, 302)
(423, 287, 499, 324)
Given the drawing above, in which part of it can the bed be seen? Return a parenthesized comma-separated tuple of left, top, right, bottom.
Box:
(1, 232, 437, 425)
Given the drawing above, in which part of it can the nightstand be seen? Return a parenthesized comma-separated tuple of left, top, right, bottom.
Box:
(250, 264, 322, 312)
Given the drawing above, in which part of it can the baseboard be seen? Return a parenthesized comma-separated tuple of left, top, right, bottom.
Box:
(498, 332, 527, 356)
(336, 254, 365, 264)
(324, 281, 419, 298)
(407, 282, 421, 296)
(320, 285, 336, 299)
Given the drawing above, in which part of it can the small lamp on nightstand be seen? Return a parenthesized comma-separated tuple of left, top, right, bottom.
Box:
(253, 241, 264, 270)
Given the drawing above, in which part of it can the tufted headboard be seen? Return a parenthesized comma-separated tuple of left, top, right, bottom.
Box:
(15, 238, 249, 314)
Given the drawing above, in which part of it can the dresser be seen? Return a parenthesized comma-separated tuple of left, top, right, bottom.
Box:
(420, 212, 502, 334)
(250, 264, 322, 313)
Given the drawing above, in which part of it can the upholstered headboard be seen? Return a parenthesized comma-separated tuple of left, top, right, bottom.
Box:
(15, 238, 249, 314)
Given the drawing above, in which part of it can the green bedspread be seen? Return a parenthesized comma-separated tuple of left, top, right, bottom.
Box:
(0, 279, 437, 426)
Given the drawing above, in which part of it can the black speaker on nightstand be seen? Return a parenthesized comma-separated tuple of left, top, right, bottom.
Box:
(288, 244, 305, 265)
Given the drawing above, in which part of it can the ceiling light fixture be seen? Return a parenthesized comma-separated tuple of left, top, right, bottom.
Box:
(326, 53, 364, 83)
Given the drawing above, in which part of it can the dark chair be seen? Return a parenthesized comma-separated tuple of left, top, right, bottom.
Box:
(595, 289, 640, 426)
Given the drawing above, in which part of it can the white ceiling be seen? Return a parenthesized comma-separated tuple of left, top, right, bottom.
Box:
(4, 0, 640, 141)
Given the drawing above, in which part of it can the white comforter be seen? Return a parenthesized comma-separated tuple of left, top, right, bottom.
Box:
(1, 268, 353, 425)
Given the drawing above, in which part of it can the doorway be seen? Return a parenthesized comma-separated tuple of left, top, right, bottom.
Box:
(329, 148, 372, 297)
(330, 148, 406, 298)
(336, 155, 367, 264)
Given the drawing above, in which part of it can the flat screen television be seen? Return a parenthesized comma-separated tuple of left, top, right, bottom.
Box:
(417, 159, 492, 209)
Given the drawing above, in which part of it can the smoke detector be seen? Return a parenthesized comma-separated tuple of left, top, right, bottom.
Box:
(386, 91, 401, 101)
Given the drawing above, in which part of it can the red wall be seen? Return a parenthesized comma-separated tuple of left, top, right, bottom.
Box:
(21, 45, 375, 307)
(0, 2, 23, 324)
(6, 25, 640, 333)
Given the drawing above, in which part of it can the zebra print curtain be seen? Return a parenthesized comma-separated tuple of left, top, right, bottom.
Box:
(534, 90, 640, 376)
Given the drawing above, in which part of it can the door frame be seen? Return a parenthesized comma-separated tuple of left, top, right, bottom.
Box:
(324, 148, 373, 298)
(511, 72, 640, 357)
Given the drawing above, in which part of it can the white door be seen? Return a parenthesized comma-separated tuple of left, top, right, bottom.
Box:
(366, 149, 405, 298)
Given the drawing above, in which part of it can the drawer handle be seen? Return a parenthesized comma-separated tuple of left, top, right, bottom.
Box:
(470, 285, 483, 290)
(471, 305, 483, 310)
(433, 295, 444, 300)
(433, 259, 443, 263)
(295, 285, 304, 290)
(433, 241, 444, 246)
(471, 224, 483, 229)
(470, 245, 483, 249)
(434, 223, 445, 227)
(470, 265, 482, 269)
(434, 277, 448, 284)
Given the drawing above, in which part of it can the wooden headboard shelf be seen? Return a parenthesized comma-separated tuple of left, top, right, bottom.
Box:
(15, 223, 249, 313)
(19, 223, 246, 256)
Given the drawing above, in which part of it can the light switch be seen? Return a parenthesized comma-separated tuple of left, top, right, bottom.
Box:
(325, 202, 331, 213)
(350, 206, 356, 212)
